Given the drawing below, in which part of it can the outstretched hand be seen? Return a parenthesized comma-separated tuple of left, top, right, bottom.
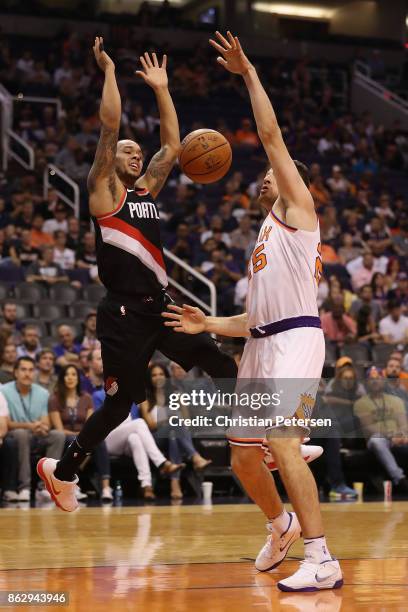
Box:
(209, 31, 252, 76)
(93, 36, 115, 72)
(136, 52, 168, 90)
(161, 304, 206, 334)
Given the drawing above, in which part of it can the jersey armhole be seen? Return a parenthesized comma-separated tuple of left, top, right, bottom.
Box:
(93, 187, 127, 221)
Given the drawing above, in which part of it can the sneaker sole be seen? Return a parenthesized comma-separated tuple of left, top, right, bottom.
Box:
(37, 458, 75, 512)
(277, 578, 344, 592)
(256, 530, 302, 572)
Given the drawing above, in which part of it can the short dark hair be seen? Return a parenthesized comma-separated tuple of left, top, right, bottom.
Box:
(36, 348, 55, 362)
(293, 160, 310, 188)
(14, 356, 35, 371)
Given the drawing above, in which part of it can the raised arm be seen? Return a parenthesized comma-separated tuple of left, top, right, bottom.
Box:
(162, 304, 250, 338)
(210, 32, 314, 217)
(87, 37, 123, 217)
(135, 53, 180, 198)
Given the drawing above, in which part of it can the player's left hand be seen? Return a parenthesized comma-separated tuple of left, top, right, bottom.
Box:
(136, 53, 168, 90)
(209, 31, 252, 76)
(162, 304, 206, 334)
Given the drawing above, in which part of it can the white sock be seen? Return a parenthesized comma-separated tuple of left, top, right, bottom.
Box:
(304, 536, 332, 563)
(268, 509, 290, 533)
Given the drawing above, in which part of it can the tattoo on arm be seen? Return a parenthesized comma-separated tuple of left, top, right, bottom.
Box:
(145, 146, 174, 196)
(87, 125, 119, 198)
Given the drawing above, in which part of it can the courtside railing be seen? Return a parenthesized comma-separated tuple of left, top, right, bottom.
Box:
(43, 164, 80, 219)
(13, 94, 63, 119)
(164, 249, 217, 317)
(353, 64, 408, 125)
(6, 128, 35, 170)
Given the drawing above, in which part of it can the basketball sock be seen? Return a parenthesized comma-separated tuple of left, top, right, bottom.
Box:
(268, 509, 290, 533)
(54, 439, 90, 482)
(304, 535, 332, 564)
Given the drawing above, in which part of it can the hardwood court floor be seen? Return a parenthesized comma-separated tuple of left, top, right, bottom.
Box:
(0, 501, 407, 611)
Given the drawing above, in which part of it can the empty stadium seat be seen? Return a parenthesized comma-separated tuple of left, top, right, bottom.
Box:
(49, 283, 80, 305)
(371, 343, 398, 367)
(82, 285, 106, 303)
(33, 301, 67, 321)
(14, 282, 46, 303)
(0, 282, 11, 300)
(340, 343, 371, 365)
(69, 302, 96, 319)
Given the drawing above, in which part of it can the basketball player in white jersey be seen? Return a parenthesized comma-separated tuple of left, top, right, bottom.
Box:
(162, 32, 342, 592)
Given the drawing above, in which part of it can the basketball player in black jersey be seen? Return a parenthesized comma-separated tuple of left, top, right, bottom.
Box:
(37, 37, 237, 511)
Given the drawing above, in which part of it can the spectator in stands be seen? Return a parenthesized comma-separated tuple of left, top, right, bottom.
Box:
(348, 251, 377, 291)
(387, 273, 408, 313)
(201, 216, 232, 248)
(234, 275, 248, 313)
(78, 348, 90, 376)
(26, 244, 68, 286)
(76, 311, 100, 351)
(385, 257, 401, 290)
(17, 325, 42, 360)
(93, 389, 183, 500)
(0, 343, 17, 384)
(34, 349, 57, 393)
(338, 234, 363, 266)
(186, 201, 210, 236)
(66, 216, 81, 250)
(43, 203, 69, 235)
(1, 302, 24, 344)
(3, 356, 65, 502)
(379, 300, 408, 344)
(81, 348, 103, 395)
(326, 165, 351, 196)
(9, 229, 40, 268)
(76, 232, 97, 269)
(375, 193, 395, 224)
(48, 365, 112, 501)
(234, 118, 259, 148)
(371, 272, 388, 306)
(53, 230, 75, 270)
(349, 284, 382, 322)
(169, 222, 194, 262)
(140, 363, 211, 500)
(29, 215, 54, 249)
(354, 368, 408, 494)
(355, 305, 382, 345)
(53, 324, 82, 368)
(0, 391, 19, 502)
(310, 175, 332, 208)
(321, 296, 357, 346)
(363, 216, 392, 256)
(392, 221, 408, 258)
(205, 248, 242, 315)
(230, 215, 257, 253)
(384, 358, 408, 405)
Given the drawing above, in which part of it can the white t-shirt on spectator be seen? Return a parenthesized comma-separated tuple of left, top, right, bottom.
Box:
(379, 315, 408, 343)
(0, 391, 9, 417)
(200, 230, 231, 247)
(346, 255, 388, 277)
(53, 247, 75, 270)
(234, 276, 248, 308)
(43, 219, 68, 235)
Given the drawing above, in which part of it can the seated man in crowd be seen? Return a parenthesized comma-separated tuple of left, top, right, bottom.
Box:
(76, 311, 100, 351)
(379, 300, 408, 344)
(17, 324, 42, 360)
(26, 244, 68, 287)
(1, 301, 24, 344)
(2, 357, 65, 501)
(354, 367, 408, 494)
(34, 348, 57, 393)
(0, 390, 19, 501)
(53, 324, 82, 368)
(0, 342, 17, 384)
(321, 295, 357, 347)
(81, 348, 104, 395)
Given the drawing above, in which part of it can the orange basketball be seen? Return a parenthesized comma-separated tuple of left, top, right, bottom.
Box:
(179, 129, 232, 184)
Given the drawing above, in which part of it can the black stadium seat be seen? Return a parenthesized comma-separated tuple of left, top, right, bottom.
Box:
(69, 302, 96, 319)
(49, 283, 80, 305)
(82, 285, 106, 303)
(14, 282, 46, 303)
(371, 343, 398, 367)
(33, 301, 67, 321)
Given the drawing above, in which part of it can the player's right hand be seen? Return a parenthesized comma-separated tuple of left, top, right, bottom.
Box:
(209, 31, 252, 76)
(162, 304, 206, 334)
(93, 36, 115, 72)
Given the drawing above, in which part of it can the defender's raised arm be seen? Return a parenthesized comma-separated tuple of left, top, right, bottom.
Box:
(210, 31, 315, 220)
(136, 53, 180, 198)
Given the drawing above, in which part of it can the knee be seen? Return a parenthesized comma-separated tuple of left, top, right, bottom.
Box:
(11, 428, 30, 442)
(48, 430, 65, 442)
(267, 435, 301, 458)
(128, 433, 142, 449)
(135, 419, 149, 434)
(230, 445, 263, 476)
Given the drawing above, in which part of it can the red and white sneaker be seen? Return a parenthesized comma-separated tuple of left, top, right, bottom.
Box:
(263, 443, 323, 472)
(37, 458, 79, 512)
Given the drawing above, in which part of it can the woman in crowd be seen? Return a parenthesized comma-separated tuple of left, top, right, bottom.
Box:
(371, 272, 388, 306)
(140, 363, 211, 500)
(93, 390, 184, 500)
(48, 364, 112, 501)
(356, 304, 382, 345)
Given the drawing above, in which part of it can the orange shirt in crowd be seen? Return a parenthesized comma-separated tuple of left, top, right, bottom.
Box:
(30, 229, 54, 249)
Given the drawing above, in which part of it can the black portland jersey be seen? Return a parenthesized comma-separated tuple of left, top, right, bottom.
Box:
(92, 186, 168, 297)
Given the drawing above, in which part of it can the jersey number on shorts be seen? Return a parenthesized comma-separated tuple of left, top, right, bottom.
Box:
(314, 242, 323, 285)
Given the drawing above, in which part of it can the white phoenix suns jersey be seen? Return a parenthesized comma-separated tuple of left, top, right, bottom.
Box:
(247, 209, 323, 328)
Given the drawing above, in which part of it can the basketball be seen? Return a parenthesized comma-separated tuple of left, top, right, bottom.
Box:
(179, 129, 232, 184)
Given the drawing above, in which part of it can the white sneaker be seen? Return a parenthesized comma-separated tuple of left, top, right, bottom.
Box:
(35, 487, 51, 502)
(2, 490, 19, 502)
(255, 512, 301, 571)
(75, 489, 88, 501)
(278, 558, 343, 592)
(263, 443, 323, 471)
(37, 458, 79, 512)
(101, 486, 113, 502)
(18, 488, 30, 502)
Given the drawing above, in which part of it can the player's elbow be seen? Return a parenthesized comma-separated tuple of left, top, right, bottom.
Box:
(165, 142, 181, 161)
(258, 125, 280, 145)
